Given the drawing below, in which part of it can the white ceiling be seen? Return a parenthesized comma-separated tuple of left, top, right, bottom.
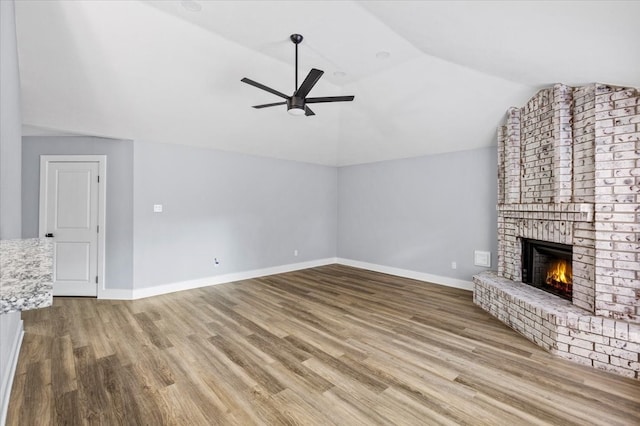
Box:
(15, 0, 640, 166)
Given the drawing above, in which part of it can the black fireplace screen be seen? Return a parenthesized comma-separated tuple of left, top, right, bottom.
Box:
(521, 239, 573, 300)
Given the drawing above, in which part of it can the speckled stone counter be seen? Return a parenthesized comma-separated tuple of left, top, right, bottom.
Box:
(0, 238, 53, 314)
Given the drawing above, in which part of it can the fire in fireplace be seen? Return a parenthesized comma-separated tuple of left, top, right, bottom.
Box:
(521, 239, 573, 300)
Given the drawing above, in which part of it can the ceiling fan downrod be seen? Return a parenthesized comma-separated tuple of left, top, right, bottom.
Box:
(290, 34, 303, 92)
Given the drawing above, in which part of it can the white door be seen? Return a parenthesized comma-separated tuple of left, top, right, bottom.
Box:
(40, 157, 104, 296)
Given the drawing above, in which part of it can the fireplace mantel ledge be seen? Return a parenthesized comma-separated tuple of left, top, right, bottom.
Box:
(498, 203, 594, 219)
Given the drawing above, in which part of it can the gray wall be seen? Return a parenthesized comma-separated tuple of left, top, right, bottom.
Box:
(133, 140, 338, 289)
(22, 136, 134, 289)
(20, 137, 496, 291)
(0, 0, 25, 416)
(338, 146, 498, 281)
(0, 0, 22, 239)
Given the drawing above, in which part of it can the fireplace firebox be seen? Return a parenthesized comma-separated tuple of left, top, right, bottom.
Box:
(521, 239, 573, 301)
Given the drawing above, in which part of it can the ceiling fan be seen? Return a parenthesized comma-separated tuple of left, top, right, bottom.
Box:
(241, 34, 354, 116)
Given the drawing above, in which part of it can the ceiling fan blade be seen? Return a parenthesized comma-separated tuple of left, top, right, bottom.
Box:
(241, 78, 289, 99)
(252, 102, 287, 109)
(306, 96, 355, 104)
(295, 68, 324, 98)
(305, 106, 315, 116)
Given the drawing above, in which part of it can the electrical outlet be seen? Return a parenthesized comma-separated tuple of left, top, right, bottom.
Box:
(294, 249, 298, 257)
(214, 258, 220, 267)
(451, 261, 457, 270)
(153, 204, 163, 213)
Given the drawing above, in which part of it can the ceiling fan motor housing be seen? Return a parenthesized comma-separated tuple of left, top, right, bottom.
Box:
(287, 96, 305, 113)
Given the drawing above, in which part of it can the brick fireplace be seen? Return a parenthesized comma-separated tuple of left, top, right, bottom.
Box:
(474, 83, 640, 379)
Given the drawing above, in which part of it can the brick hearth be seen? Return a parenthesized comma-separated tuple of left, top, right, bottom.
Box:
(474, 83, 640, 379)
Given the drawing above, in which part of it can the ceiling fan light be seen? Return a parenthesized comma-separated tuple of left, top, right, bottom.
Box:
(288, 106, 306, 116)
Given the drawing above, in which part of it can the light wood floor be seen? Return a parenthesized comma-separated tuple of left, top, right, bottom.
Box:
(7, 265, 640, 425)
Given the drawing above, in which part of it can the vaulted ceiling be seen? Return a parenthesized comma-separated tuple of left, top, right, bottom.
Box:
(15, 1, 640, 166)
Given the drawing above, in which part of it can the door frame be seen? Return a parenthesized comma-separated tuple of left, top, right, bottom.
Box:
(39, 155, 107, 298)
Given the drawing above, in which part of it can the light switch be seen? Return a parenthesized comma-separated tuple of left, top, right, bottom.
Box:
(474, 250, 491, 267)
(153, 204, 163, 213)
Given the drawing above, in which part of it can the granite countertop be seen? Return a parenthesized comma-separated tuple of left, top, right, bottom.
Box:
(0, 238, 53, 314)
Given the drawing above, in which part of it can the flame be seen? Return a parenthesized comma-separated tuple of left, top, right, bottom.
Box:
(546, 260, 572, 286)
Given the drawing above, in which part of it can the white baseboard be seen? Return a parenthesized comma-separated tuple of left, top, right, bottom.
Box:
(336, 258, 474, 291)
(1, 318, 24, 426)
(129, 257, 338, 300)
(98, 288, 133, 300)
(98, 256, 471, 301)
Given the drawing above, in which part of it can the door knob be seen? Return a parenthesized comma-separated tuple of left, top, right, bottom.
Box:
(45, 233, 54, 238)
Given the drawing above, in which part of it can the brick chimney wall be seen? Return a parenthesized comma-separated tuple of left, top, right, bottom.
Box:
(474, 83, 640, 379)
